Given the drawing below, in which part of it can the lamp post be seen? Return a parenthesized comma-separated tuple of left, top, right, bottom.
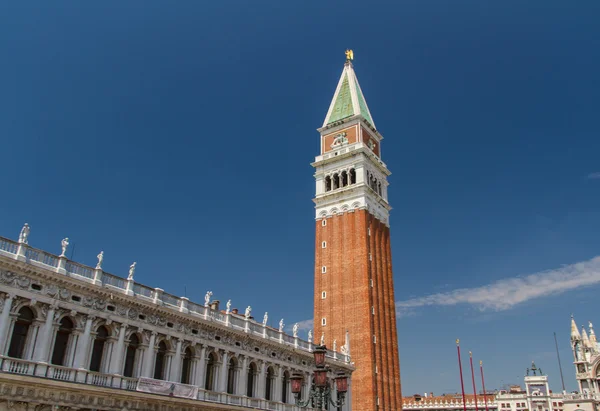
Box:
(291, 345, 348, 409)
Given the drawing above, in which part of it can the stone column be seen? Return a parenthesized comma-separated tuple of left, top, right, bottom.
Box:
(56, 255, 67, 275)
(219, 351, 229, 392)
(258, 361, 266, 399)
(109, 324, 127, 375)
(275, 366, 283, 402)
(238, 356, 248, 396)
(0, 294, 15, 354)
(169, 338, 183, 382)
(141, 331, 157, 378)
(195, 345, 207, 388)
(32, 304, 56, 363)
(73, 316, 94, 370)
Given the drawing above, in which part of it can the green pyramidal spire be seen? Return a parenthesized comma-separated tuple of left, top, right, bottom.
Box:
(323, 59, 375, 128)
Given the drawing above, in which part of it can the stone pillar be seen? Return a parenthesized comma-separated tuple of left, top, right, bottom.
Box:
(109, 324, 127, 375)
(258, 361, 266, 399)
(32, 304, 56, 364)
(142, 331, 157, 378)
(219, 351, 229, 392)
(125, 278, 134, 296)
(0, 294, 15, 354)
(179, 297, 189, 314)
(273, 366, 282, 402)
(238, 356, 248, 396)
(93, 267, 103, 286)
(73, 316, 94, 370)
(169, 338, 183, 382)
(195, 345, 207, 388)
(153, 288, 163, 305)
(56, 255, 67, 275)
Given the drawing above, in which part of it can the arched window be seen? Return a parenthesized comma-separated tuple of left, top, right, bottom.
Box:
(265, 366, 275, 400)
(325, 176, 332, 192)
(123, 334, 140, 377)
(378, 182, 382, 196)
(247, 362, 257, 397)
(181, 347, 193, 384)
(341, 171, 348, 187)
(227, 357, 237, 394)
(7, 307, 35, 359)
(282, 370, 290, 403)
(51, 317, 74, 366)
(333, 174, 340, 190)
(89, 326, 109, 372)
(153, 340, 168, 380)
(205, 352, 218, 391)
(349, 169, 356, 185)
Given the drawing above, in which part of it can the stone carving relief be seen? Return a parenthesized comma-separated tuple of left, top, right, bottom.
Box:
(0, 270, 18, 285)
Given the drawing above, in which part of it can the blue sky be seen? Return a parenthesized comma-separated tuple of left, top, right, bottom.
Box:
(1, 0, 599, 396)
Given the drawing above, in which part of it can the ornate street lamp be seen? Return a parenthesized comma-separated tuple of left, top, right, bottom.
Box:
(291, 345, 348, 409)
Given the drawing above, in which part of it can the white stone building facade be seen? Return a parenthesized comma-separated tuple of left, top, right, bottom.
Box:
(0, 228, 353, 411)
(495, 364, 564, 411)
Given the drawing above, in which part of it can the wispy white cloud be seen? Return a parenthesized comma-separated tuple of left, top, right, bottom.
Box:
(396, 256, 600, 317)
(587, 172, 600, 180)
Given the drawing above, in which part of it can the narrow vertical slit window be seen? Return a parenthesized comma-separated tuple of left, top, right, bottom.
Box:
(321, 318, 326, 326)
(321, 266, 327, 274)
(322, 241, 327, 248)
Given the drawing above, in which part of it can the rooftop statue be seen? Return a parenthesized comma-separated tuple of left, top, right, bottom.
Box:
(96, 251, 104, 269)
(18, 223, 30, 244)
(60, 238, 69, 257)
(128, 262, 136, 280)
(204, 291, 213, 307)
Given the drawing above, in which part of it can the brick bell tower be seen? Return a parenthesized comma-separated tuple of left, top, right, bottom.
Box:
(312, 51, 402, 411)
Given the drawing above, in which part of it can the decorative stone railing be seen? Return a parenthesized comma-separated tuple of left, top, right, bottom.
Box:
(0, 356, 316, 410)
(562, 392, 600, 401)
(403, 400, 498, 409)
(0, 236, 349, 364)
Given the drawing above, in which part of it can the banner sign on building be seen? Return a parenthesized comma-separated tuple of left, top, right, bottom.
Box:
(136, 377, 198, 399)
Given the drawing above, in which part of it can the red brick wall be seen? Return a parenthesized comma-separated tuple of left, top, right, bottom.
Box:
(314, 210, 402, 410)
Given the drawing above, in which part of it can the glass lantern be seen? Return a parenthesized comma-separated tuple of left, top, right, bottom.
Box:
(313, 345, 327, 368)
(314, 369, 328, 387)
(335, 373, 348, 393)
(291, 373, 304, 394)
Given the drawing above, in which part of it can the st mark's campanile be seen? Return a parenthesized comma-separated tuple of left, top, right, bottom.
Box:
(312, 51, 402, 411)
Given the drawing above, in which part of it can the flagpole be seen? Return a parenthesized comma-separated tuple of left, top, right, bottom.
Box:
(457, 339, 467, 411)
(469, 352, 479, 411)
(480, 360, 489, 411)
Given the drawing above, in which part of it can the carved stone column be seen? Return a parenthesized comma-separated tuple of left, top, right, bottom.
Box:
(257, 361, 266, 399)
(109, 323, 127, 375)
(238, 355, 248, 396)
(73, 316, 94, 370)
(169, 338, 183, 382)
(195, 345, 207, 388)
(274, 365, 283, 402)
(141, 331, 157, 378)
(219, 350, 229, 392)
(0, 293, 15, 354)
(32, 304, 57, 371)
